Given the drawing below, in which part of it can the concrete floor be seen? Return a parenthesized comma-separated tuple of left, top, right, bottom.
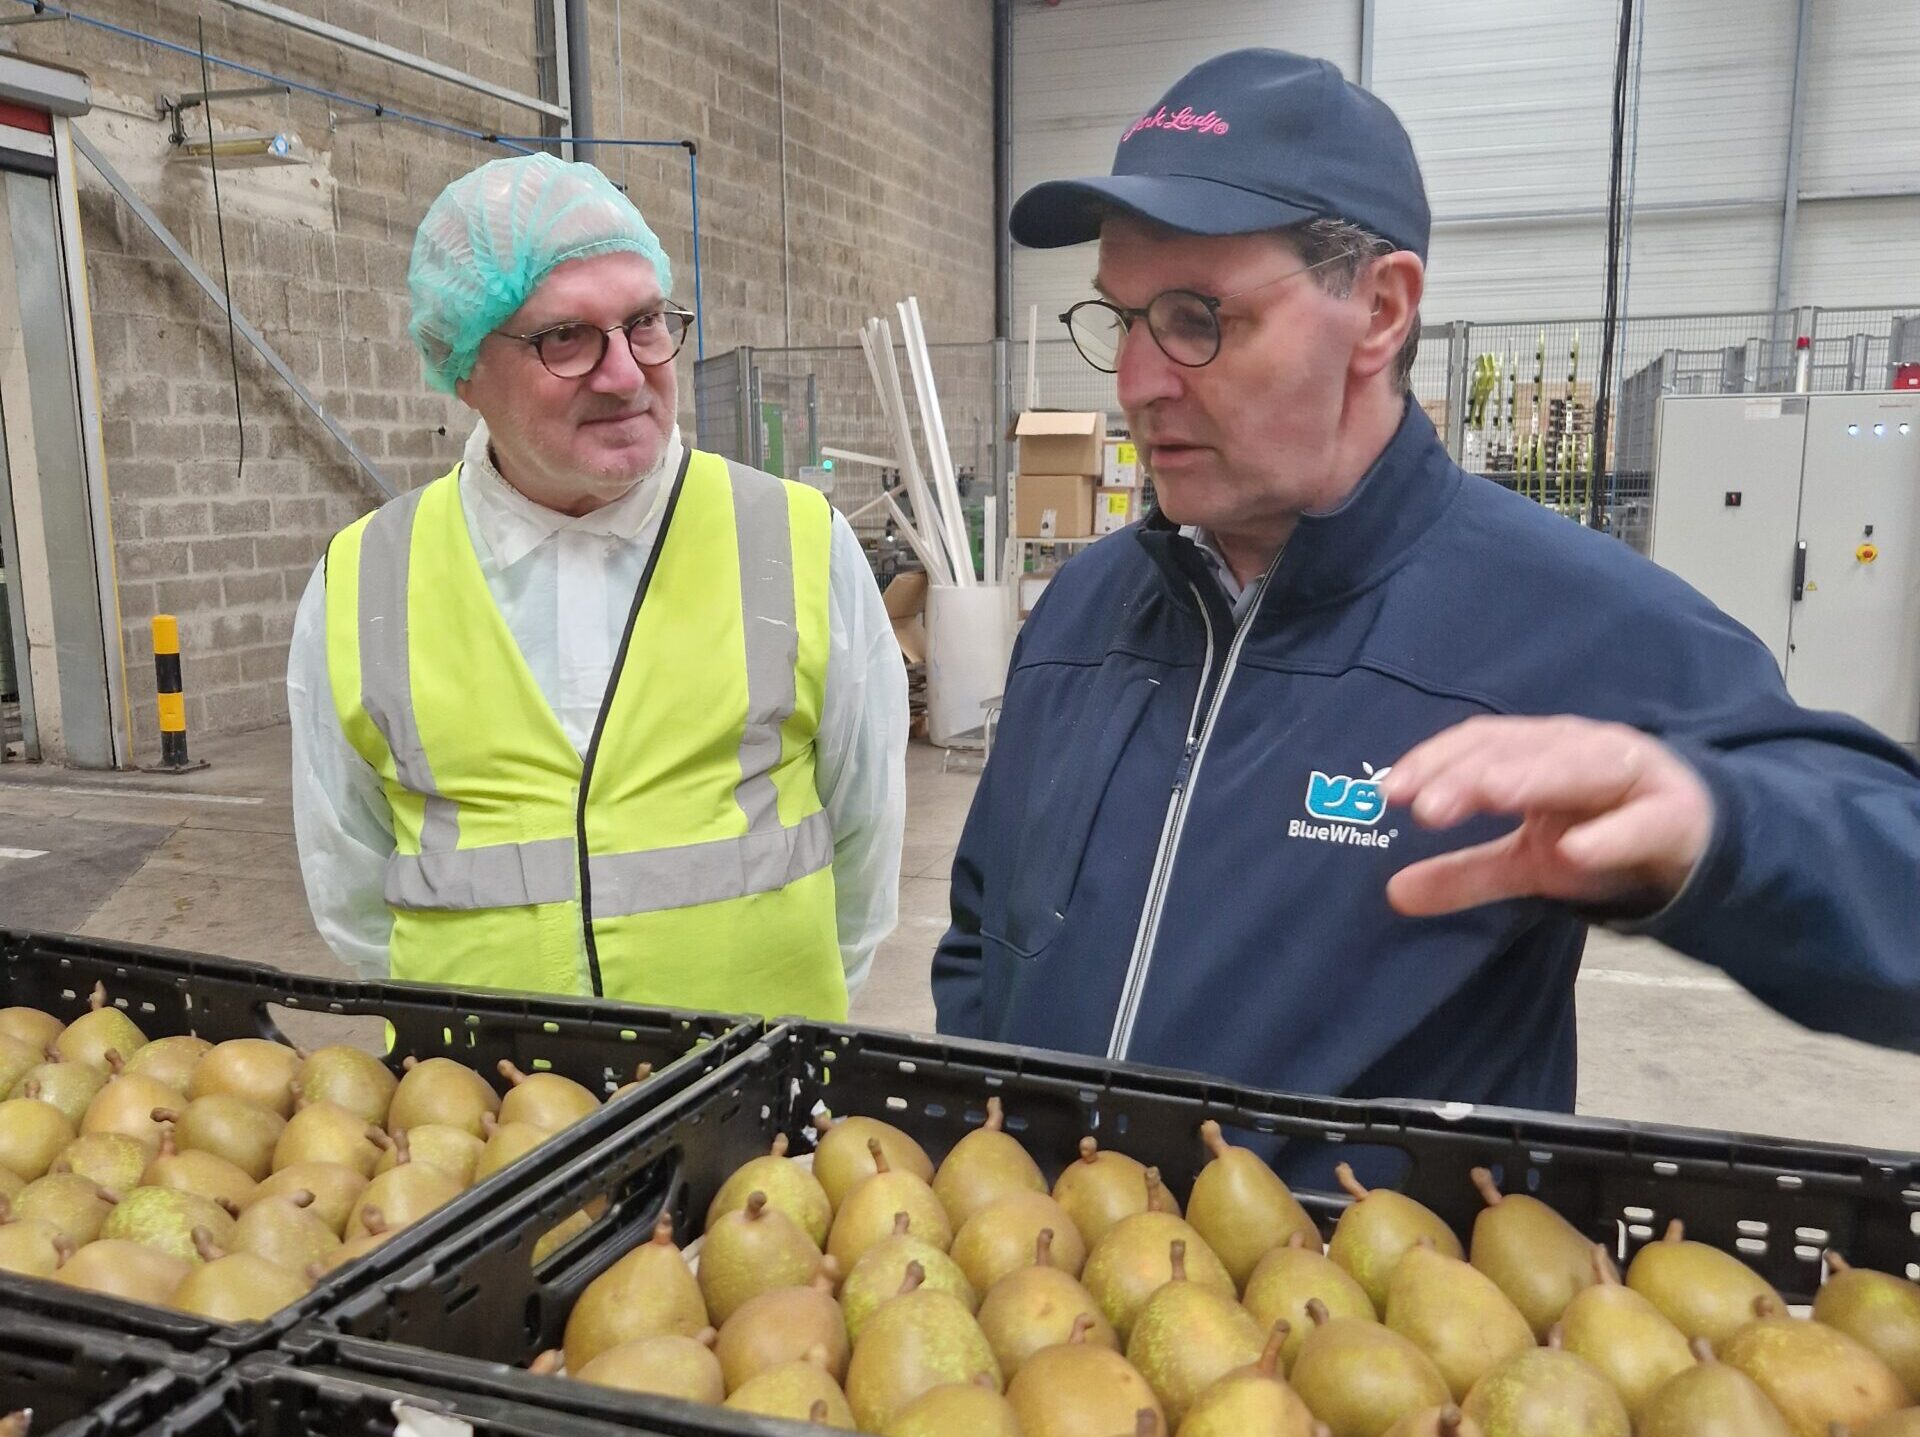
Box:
(1, 725, 1914, 1152)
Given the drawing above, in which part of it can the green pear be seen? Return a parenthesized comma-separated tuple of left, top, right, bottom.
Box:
(1052, 1137, 1179, 1248)
(845, 1267, 1001, 1433)
(842, 1213, 978, 1341)
(562, 1216, 708, 1370)
(829, 1138, 953, 1272)
(100, 1183, 236, 1263)
(1006, 1313, 1165, 1437)
(1559, 1244, 1694, 1420)
(1175, 1323, 1319, 1437)
(0, 1095, 76, 1180)
(725, 1346, 856, 1428)
(1126, 1239, 1267, 1426)
(53, 983, 148, 1070)
(14, 1171, 120, 1245)
(496, 1060, 597, 1131)
(1635, 1337, 1792, 1437)
(1625, 1218, 1782, 1346)
(10, 1057, 108, 1125)
(187, 1039, 299, 1118)
(121, 1035, 213, 1094)
(1245, 1231, 1378, 1372)
(1386, 1238, 1536, 1401)
(952, 1191, 1089, 1293)
(884, 1376, 1022, 1437)
(386, 1056, 499, 1138)
(1719, 1294, 1906, 1437)
(1814, 1251, 1920, 1401)
(171, 1226, 311, 1320)
(1291, 1297, 1452, 1437)
(714, 1272, 848, 1389)
(812, 1113, 933, 1213)
(1466, 1167, 1596, 1340)
(1327, 1162, 1462, 1314)
(976, 1246, 1118, 1379)
(1460, 1343, 1629, 1437)
(1188, 1120, 1318, 1292)
(1082, 1211, 1234, 1343)
(575, 1330, 725, 1403)
(294, 1046, 397, 1127)
(707, 1132, 833, 1246)
(932, 1096, 1047, 1230)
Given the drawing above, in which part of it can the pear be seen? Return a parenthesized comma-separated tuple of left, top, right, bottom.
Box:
(1381, 1406, 1486, 1437)
(707, 1132, 834, 1247)
(932, 1096, 1047, 1230)
(157, 1095, 286, 1181)
(830, 1138, 954, 1271)
(1626, 1218, 1782, 1346)
(845, 1265, 1001, 1432)
(1053, 1137, 1177, 1247)
(0, 1095, 76, 1180)
(53, 983, 148, 1070)
(472, 1113, 551, 1182)
(386, 1056, 500, 1138)
(293, 1047, 397, 1127)
(715, 1272, 850, 1389)
(13, 1171, 119, 1245)
(53, 1237, 190, 1305)
(1853, 1415, 1920, 1437)
(142, 1125, 257, 1211)
(1175, 1322, 1319, 1437)
(273, 1101, 384, 1178)
(1386, 1238, 1536, 1402)
(0, 1168, 20, 1204)
(1460, 1341, 1629, 1437)
(813, 1113, 934, 1212)
(725, 1345, 857, 1428)
(0, 1005, 62, 1053)
(310, 1207, 396, 1275)
(52, 1132, 151, 1193)
(1246, 1232, 1379, 1372)
(1188, 1120, 1318, 1291)
(562, 1216, 708, 1370)
(373, 1124, 480, 1189)
(1719, 1294, 1907, 1437)
(1559, 1244, 1694, 1419)
(245, 1163, 368, 1237)
(1127, 1239, 1267, 1426)
(953, 1190, 1089, 1293)
(79, 1074, 178, 1149)
(576, 1329, 725, 1402)
(1007, 1313, 1166, 1437)
(11, 1056, 108, 1125)
(232, 1188, 342, 1274)
(977, 1239, 1119, 1377)
(0, 1033, 42, 1100)
(532, 1209, 596, 1264)
(100, 1183, 235, 1263)
(345, 1150, 461, 1238)
(702, 1189, 828, 1324)
(1291, 1297, 1452, 1437)
(188, 1039, 300, 1118)
(1815, 1252, 1920, 1400)
(1083, 1211, 1234, 1342)
(884, 1375, 1022, 1437)
(495, 1060, 597, 1131)
(120, 1035, 212, 1094)
(1466, 1167, 1595, 1340)
(1635, 1335, 1791, 1436)
(0, 1197, 74, 1277)
(172, 1226, 312, 1321)
(1327, 1163, 1463, 1314)
(842, 1212, 979, 1341)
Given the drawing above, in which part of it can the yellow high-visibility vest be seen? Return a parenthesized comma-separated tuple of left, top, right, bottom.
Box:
(323, 448, 845, 1020)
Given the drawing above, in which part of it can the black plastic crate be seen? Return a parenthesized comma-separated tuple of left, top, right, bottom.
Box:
(0, 1306, 224, 1437)
(158, 1353, 827, 1437)
(292, 1019, 1920, 1432)
(0, 928, 759, 1355)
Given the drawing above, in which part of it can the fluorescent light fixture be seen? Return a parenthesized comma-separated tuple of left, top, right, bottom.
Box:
(174, 130, 306, 165)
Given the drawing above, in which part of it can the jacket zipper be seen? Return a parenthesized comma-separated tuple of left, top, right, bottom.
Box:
(1107, 558, 1279, 1059)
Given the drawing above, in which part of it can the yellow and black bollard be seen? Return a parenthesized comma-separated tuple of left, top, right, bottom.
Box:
(149, 615, 208, 772)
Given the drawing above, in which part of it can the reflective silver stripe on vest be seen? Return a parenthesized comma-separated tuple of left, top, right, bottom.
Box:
(725, 460, 799, 836)
(357, 484, 459, 854)
(588, 808, 832, 917)
(383, 836, 577, 910)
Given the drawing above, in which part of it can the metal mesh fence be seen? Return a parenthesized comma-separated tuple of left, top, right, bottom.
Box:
(695, 304, 1920, 557)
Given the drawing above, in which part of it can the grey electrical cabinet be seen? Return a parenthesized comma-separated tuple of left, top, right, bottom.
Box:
(1648, 391, 1920, 747)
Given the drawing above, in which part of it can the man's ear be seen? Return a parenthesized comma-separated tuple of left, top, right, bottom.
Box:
(1351, 251, 1424, 383)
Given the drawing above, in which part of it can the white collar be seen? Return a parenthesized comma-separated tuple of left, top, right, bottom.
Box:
(459, 417, 685, 568)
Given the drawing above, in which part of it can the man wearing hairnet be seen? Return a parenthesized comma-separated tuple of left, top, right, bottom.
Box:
(287, 154, 906, 1018)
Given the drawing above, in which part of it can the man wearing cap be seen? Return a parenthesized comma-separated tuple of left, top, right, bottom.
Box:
(933, 50, 1920, 1108)
(288, 153, 906, 1018)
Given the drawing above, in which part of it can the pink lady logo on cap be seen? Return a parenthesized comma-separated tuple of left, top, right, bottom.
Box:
(1121, 104, 1231, 145)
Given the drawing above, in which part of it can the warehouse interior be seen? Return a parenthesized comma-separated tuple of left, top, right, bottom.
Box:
(0, 0, 1918, 1430)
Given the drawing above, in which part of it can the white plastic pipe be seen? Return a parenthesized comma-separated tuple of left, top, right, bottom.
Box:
(857, 325, 950, 583)
(898, 298, 975, 587)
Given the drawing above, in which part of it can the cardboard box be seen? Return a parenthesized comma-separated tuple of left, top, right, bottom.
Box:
(1102, 439, 1140, 486)
(1016, 410, 1102, 477)
(1094, 485, 1142, 535)
(882, 571, 928, 664)
(1014, 473, 1094, 539)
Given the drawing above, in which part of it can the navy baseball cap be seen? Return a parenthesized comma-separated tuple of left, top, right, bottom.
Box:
(1010, 48, 1430, 261)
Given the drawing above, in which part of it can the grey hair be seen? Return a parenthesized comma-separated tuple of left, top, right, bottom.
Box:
(1279, 217, 1421, 394)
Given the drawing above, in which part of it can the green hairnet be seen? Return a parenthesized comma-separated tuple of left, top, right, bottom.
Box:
(408, 152, 674, 393)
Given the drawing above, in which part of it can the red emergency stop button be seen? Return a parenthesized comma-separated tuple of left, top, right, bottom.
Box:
(1856, 543, 1879, 564)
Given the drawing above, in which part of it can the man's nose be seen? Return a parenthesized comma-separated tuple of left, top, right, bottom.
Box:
(586, 329, 646, 396)
(1114, 318, 1183, 413)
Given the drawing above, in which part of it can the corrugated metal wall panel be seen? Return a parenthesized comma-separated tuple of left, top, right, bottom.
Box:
(1791, 197, 1920, 308)
(1799, 2, 1920, 195)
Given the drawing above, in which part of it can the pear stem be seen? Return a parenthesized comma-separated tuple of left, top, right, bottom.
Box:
(1133, 1410, 1156, 1437)
(1035, 1228, 1055, 1267)
(392, 1129, 412, 1165)
(1754, 1295, 1783, 1319)
(1438, 1408, 1463, 1436)
(770, 1133, 790, 1159)
(190, 1225, 224, 1262)
(288, 1189, 316, 1209)
(1068, 1312, 1096, 1345)
(1824, 1250, 1852, 1277)
(104, 1049, 124, 1075)
(984, 1095, 1005, 1133)
(1591, 1243, 1621, 1286)
(1199, 1119, 1230, 1161)
(1077, 1136, 1099, 1165)
(1168, 1240, 1187, 1283)
(867, 1137, 891, 1175)
(401, 1055, 420, 1072)
(1287, 1230, 1311, 1250)
(1663, 1217, 1685, 1243)
(898, 1261, 925, 1297)
(528, 1350, 564, 1376)
(695, 1326, 717, 1347)
(1545, 1322, 1565, 1350)
(891, 1211, 911, 1237)
(808, 1401, 829, 1423)
(497, 1060, 530, 1088)
(360, 1205, 389, 1236)
(1305, 1298, 1332, 1328)
(1334, 1163, 1368, 1201)
(1470, 1167, 1503, 1208)
(88, 982, 107, 1012)
(745, 1192, 770, 1222)
(631, 1062, 654, 1084)
(1257, 1320, 1288, 1376)
(1690, 1336, 1715, 1363)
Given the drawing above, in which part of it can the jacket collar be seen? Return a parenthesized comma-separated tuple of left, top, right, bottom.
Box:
(1136, 398, 1462, 620)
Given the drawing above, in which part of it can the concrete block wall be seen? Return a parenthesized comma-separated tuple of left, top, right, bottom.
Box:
(14, 0, 993, 757)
